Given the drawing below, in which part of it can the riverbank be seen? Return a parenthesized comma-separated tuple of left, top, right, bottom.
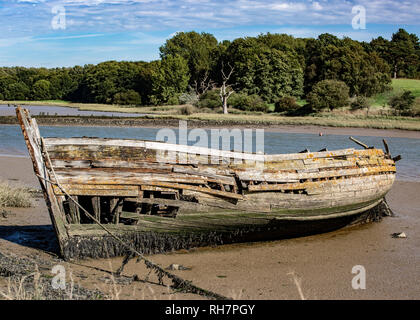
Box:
(2, 113, 420, 136)
(2, 101, 420, 131)
(0, 155, 419, 300)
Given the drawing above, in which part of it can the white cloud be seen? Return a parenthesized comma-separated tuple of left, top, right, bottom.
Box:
(312, 2, 323, 11)
(2, 0, 420, 37)
(271, 3, 307, 11)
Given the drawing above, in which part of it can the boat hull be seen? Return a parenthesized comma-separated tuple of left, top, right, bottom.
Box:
(15, 107, 397, 260)
(61, 198, 390, 259)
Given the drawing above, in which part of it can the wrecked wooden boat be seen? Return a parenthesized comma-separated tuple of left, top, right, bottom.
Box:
(16, 106, 398, 260)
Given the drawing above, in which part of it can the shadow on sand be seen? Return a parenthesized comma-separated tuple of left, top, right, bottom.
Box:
(0, 225, 59, 254)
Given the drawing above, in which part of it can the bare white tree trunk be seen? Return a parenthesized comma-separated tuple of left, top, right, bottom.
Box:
(220, 83, 233, 114)
(219, 62, 234, 114)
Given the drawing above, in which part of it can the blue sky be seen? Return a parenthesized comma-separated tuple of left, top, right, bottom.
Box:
(0, 0, 419, 67)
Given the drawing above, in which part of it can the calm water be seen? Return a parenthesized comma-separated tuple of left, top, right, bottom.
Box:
(0, 105, 144, 117)
(0, 124, 419, 182)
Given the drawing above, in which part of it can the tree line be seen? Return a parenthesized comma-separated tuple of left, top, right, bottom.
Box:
(0, 28, 418, 111)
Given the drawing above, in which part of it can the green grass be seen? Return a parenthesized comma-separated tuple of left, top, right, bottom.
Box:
(391, 79, 420, 97)
(371, 78, 420, 107)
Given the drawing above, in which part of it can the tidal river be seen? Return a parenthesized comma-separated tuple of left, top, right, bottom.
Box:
(0, 124, 419, 182)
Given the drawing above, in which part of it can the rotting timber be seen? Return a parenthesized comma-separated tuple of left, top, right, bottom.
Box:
(16, 106, 398, 260)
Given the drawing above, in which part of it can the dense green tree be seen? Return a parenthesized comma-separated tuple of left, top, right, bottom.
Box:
(223, 37, 304, 103)
(81, 61, 144, 103)
(0, 73, 17, 99)
(160, 31, 218, 88)
(31, 79, 52, 100)
(148, 55, 190, 105)
(307, 80, 350, 111)
(305, 34, 391, 96)
(256, 33, 308, 69)
(0, 28, 416, 110)
(369, 29, 420, 79)
(389, 29, 419, 79)
(5, 82, 30, 100)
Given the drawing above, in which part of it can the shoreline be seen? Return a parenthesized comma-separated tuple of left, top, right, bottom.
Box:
(1, 116, 420, 139)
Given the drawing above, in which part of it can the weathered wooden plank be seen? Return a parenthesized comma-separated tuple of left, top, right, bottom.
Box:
(54, 170, 208, 185)
(16, 107, 69, 256)
(53, 184, 139, 196)
(172, 167, 236, 185)
(179, 189, 267, 212)
(140, 185, 178, 193)
(141, 181, 243, 200)
(247, 170, 395, 192)
(44, 138, 265, 162)
(57, 188, 139, 197)
(44, 137, 386, 163)
(50, 160, 92, 168)
(243, 165, 396, 184)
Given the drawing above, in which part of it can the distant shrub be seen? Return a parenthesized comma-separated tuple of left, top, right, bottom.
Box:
(196, 89, 221, 109)
(307, 80, 350, 111)
(31, 79, 52, 100)
(166, 95, 180, 105)
(389, 90, 415, 115)
(229, 92, 269, 112)
(178, 105, 196, 115)
(350, 96, 370, 111)
(179, 88, 199, 105)
(113, 90, 142, 105)
(412, 97, 420, 117)
(274, 96, 299, 113)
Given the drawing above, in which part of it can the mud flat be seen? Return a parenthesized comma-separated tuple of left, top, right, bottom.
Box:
(0, 156, 419, 299)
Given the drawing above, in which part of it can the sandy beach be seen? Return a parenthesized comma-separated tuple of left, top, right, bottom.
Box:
(0, 154, 419, 300)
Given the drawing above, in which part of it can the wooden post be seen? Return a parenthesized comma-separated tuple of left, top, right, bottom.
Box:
(69, 196, 80, 224)
(382, 139, 390, 157)
(92, 196, 101, 222)
(349, 136, 369, 149)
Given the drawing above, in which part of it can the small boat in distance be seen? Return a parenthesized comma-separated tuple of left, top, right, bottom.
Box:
(16, 106, 398, 260)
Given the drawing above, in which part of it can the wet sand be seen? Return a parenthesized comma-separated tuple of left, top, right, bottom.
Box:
(0, 156, 419, 300)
